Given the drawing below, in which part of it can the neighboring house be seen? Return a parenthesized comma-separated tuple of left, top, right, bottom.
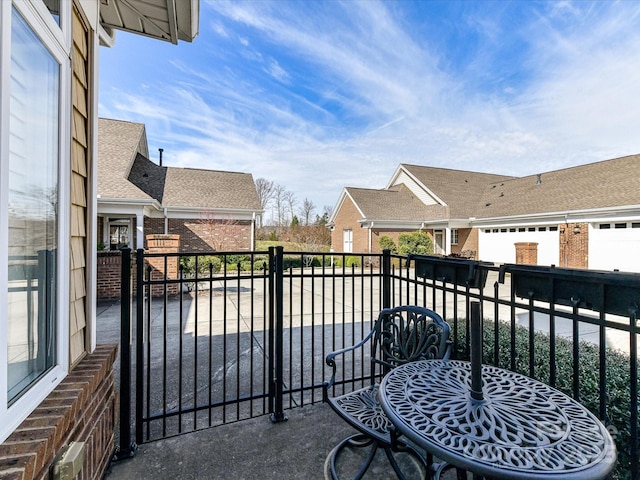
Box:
(98, 118, 262, 253)
(328, 155, 640, 272)
(0, 1, 198, 477)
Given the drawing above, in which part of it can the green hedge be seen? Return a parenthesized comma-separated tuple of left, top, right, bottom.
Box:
(451, 317, 634, 480)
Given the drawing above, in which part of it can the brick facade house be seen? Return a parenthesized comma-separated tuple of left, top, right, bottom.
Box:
(0, 1, 198, 479)
(328, 155, 640, 272)
(97, 118, 262, 254)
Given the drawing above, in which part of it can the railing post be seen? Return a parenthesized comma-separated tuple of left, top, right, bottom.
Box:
(270, 246, 287, 422)
(630, 306, 638, 480)
(135, 248, 145, 445)
(113, 248, 137, 460)
(382, 249, 391, 309)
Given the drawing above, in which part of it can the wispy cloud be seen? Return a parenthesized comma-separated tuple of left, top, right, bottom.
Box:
(99, 0, 640, 212)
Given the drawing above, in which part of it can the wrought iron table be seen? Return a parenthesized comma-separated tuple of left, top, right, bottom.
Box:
(378, 359, 617, 480)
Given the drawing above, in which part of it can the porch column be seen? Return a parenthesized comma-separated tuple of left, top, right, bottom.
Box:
(444, 227, 451, 256)
(136, 213, 144, 250)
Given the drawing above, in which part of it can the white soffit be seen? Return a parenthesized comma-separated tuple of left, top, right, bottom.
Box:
(99, 0, 199, 44)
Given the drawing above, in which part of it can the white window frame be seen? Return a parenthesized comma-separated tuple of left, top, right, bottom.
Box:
(0, 0, 71, 443)
(451, 228, 459, 245)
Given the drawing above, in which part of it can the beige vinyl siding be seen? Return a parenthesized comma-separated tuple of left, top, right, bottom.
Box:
(69, 6, 89, 365)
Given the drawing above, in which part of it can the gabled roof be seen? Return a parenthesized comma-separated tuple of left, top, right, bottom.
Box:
(98, 117, 261, 213)
(399, 165, 514, 218)
(345, 185, 447, 222)
(98, 118, 153, 201)
(476, 154, 640, 219)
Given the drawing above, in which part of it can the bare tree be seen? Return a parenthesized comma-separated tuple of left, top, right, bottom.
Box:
(284, 190, 297, 226)
(299, 198, 315, 226)
(273, 184, 288, 227)
(255, 177, 275, 227)
(198, 210, 239, 251)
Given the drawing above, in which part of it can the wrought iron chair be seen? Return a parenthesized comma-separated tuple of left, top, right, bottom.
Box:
(323, 305, 452, 480)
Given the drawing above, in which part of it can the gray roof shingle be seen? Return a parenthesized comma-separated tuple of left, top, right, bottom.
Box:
(98, 118, 261, 212)
(98, 118, 153, 201)
(346, 184, 448, 221)
(476, 154, 640, 219)
(400, 164, 514, 218)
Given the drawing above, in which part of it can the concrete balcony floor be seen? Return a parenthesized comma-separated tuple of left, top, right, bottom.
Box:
(106, 402, 462, 480)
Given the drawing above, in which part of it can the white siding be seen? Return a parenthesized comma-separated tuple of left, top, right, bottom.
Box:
(391, 171, 439, 206)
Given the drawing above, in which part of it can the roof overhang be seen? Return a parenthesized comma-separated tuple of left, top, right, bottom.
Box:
(159, 206, 263, 221)
(471, 204, 640, 228)
(100, 0, 199, 45)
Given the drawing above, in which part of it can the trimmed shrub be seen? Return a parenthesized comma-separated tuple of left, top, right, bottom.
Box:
(180, 255, 222, 278)
(398, 231, 433, 256)
(378, 235, 398, 253)
(345, 256, 360, 267)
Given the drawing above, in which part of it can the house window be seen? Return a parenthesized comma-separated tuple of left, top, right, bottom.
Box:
(451, 229, 458, 245)
(599, 224, 611, 229)
(1, 1, 70, 442)
(109, 220, 131, 250)
(343, 229, 353, 253)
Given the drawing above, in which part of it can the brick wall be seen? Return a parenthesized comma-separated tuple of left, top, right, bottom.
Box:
(97, 252, 122, 300)
(515, 242, 538, 265)
(559, 222, 588, 269)
(331, 197, 369, 252)
(144, 217, 253, 252)
(0, 344, 118, 480)
(451, 228, 477, 258)
(146, 234, 180, 297)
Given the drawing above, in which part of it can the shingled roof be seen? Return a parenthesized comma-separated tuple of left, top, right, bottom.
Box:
(98, 118, 261, 212)
(162, 167, 260, 210)
(346, 184, 447, 222)
(399, 164, 514, 218)
(476, 154, 640, 219)
(98, 118, 152, 201)
(339, 155, 640, 225)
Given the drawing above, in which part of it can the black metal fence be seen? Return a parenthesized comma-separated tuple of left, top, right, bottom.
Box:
(118, 248, 639, 479)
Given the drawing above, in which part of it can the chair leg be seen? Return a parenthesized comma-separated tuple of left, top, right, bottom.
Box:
(329, 433, 428, 480)
(329, 433, 378, 480)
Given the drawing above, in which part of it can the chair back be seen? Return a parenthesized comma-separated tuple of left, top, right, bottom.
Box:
(370, 305, 451, 379)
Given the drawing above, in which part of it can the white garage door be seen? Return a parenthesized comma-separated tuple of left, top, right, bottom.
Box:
(589, 222, 640, 272)
(478, 226, 559, 266)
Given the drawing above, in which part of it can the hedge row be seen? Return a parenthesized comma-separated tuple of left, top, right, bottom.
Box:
(179, 254, 369, 277)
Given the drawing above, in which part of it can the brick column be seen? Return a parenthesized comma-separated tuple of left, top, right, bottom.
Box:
(146, 234, 180, 297)
(515, 242, 538, 265)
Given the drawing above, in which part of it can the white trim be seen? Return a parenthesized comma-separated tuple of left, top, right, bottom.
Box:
(88, 15, 99, 353)
(0, 0, 11, 436)
(0, 0, 72, 443)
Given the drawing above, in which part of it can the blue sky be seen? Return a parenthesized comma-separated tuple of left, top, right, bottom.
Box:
(99, 0, 640, 213)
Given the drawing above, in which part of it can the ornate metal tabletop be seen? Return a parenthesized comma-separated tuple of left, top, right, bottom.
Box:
(379, 359, 617, 480)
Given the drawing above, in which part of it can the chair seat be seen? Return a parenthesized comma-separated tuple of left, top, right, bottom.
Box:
(327, 384, 392, 444)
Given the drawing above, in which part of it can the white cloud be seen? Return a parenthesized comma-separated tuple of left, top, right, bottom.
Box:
(101, 0, 640, 210)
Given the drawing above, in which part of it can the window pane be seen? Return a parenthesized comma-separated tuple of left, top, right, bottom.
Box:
(43, 0, 61, 26)
(7, 8, 59, 403)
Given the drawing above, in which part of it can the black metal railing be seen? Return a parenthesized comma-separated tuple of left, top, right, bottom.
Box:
(117, 248, 639, 479)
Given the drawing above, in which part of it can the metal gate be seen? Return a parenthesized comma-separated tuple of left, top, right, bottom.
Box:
(116, 247, 387, 453)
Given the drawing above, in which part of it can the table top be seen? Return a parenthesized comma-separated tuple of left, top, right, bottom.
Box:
(378, 359, 617, 480)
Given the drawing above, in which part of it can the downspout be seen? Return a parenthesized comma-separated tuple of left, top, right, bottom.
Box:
(368, 221, 374, 254)
(251, 212, 256, 250)
(164, 208, 168, 234)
